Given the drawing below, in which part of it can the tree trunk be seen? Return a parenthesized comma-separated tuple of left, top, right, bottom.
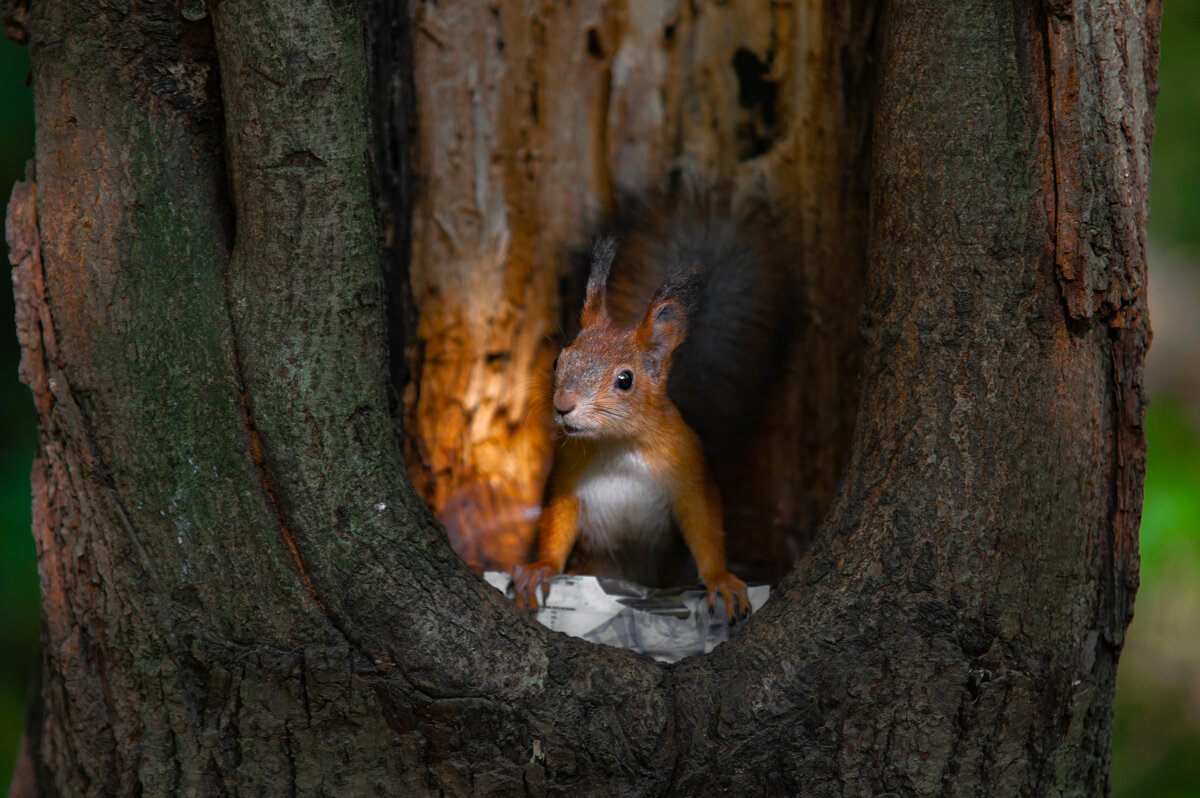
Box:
(4, 0, 1155, 795)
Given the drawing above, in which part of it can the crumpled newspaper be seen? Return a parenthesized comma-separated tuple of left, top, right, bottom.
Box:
(485, 571, 770, 663)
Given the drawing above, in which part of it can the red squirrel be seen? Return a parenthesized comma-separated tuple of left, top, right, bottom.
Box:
(514, 195, 785, 623)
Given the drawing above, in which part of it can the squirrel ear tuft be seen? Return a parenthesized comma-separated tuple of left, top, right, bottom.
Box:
(641, 295, 688, 366)
(639, 266, 701, 367)
(581, 234, 618, 326)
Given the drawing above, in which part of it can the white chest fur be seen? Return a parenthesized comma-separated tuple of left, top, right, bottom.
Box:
(574, 445, 673, 551)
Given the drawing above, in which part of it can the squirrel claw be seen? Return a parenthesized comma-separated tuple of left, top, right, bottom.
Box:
(703, 571, 750, 625)
(513, 561, 556, 610)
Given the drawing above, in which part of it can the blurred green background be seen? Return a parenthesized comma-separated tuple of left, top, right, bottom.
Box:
(2, 5, 1199, 792)
(1, 26, 38, 791)
(1110, 4, 1200, 797)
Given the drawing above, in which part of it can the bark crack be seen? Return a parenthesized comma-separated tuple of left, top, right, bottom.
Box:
(218, 280, 328, 617)
(1039, 5, 1078, 335)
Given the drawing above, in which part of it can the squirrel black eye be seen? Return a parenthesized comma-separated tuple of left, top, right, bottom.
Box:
(615, 370, 634, 391)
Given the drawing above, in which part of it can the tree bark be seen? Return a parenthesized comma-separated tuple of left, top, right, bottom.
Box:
(4, 0, 1155, 795)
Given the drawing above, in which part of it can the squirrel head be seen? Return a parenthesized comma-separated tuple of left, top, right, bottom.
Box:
(551, 235, 692, 439)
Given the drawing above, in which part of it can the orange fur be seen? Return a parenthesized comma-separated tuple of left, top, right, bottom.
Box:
(514, 252, 750, 622)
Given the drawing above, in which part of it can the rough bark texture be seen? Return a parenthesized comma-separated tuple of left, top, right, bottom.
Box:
(6, 0, 1154, 795)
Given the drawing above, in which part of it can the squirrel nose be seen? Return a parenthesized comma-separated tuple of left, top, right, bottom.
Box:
(554, 394, 576, 416)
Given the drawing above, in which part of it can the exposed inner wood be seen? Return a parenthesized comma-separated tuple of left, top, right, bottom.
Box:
(404, 0, 875, 578)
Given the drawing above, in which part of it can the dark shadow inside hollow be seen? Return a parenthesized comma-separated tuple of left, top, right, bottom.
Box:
(732, 47, 779, 162)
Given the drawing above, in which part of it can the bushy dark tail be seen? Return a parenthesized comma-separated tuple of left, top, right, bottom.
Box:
(598, 190, 796, 458)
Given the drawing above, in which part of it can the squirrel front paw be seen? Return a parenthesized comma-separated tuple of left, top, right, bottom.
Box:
(703, 571, 751, 625)
(512, 561, 557, 609)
